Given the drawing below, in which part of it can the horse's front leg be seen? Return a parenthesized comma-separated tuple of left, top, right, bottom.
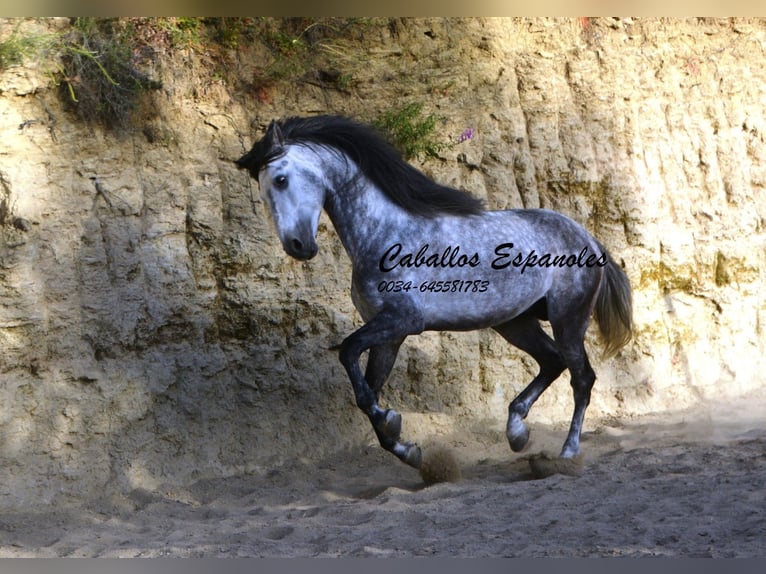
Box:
(339, 306, 424, 468)
(366, 338, 405, 399)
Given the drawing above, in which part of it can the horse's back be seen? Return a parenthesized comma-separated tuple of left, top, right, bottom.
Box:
(507, 208, 600, 245)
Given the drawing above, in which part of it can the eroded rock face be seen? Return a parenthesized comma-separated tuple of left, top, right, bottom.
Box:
(1, 17, 764, 505)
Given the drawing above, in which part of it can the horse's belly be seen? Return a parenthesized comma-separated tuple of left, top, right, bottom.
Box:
(417, 287, 538, 331)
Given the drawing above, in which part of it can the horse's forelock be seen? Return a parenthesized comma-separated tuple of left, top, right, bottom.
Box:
(236, 131, 287, 177)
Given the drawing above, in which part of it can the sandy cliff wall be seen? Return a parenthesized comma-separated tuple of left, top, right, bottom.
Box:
(1, 17, 764, 507)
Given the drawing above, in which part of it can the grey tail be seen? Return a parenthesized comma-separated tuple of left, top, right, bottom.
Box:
(593, 249, 633, 359)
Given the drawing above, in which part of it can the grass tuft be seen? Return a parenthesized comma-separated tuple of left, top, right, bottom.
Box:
(372, 102, 448, 161)
(56, 18, 162, 131)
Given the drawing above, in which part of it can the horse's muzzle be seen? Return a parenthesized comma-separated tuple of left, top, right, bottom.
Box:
(285, 236, 319, 261)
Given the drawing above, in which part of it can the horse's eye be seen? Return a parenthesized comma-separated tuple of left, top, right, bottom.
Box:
(274, 175, 288, 190)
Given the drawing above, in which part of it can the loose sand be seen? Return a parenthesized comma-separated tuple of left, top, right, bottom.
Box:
(0, 391, 764, 558)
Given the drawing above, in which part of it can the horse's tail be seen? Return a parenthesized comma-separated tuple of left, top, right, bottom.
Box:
(593, 246, 633, 358)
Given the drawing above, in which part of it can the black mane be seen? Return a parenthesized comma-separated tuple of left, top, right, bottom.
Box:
(236, 115, 485, 217)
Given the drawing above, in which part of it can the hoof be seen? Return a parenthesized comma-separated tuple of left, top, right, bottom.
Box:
(401, 442, 422, 469)
(508, 431, 529, 453)
(380, 409, 402, 441)
(559, 445, 580, 459)
(507, 418, 530, 452)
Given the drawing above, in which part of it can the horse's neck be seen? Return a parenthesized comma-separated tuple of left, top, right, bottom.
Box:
(324, 171, 411, 264)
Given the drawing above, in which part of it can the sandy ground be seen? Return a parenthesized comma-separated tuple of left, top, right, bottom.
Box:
(0, 392, 764, 558)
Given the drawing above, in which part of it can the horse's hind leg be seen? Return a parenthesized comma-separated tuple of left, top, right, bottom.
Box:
(550, 318, 596, 458)
(493, 314, 566, 453)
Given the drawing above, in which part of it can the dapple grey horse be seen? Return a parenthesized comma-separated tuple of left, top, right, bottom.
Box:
(237, 115, 632, 469)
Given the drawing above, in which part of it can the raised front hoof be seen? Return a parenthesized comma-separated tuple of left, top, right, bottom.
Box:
(379, 409, 402, 441)
(394, 441, 422, 469)
(507, 425, 530, 453)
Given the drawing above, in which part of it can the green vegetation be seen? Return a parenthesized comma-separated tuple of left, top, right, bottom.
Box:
(1, 17, 462, 142)
(372, 102, 449, 161)
(1, 18, 163, 131)
(1, 17, 379, 131)
(246, 17, 375, 98)
(56, 18, 162, 130)
(0, 26, 49, 69)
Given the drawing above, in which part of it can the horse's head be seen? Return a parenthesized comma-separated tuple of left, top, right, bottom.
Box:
(236, 121, 327, 261)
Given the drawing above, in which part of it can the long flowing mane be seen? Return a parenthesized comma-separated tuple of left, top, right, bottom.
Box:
(239, 115, 485, 217)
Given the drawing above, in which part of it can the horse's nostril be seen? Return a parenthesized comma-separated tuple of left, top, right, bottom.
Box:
(291, 238, 303, 252)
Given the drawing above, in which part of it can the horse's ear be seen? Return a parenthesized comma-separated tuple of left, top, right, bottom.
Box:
(268, 120, 285, 147)
(235, 150, 253, 169)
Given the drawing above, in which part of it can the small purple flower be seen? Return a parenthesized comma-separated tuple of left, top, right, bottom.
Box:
(457, 127, 475, 144)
